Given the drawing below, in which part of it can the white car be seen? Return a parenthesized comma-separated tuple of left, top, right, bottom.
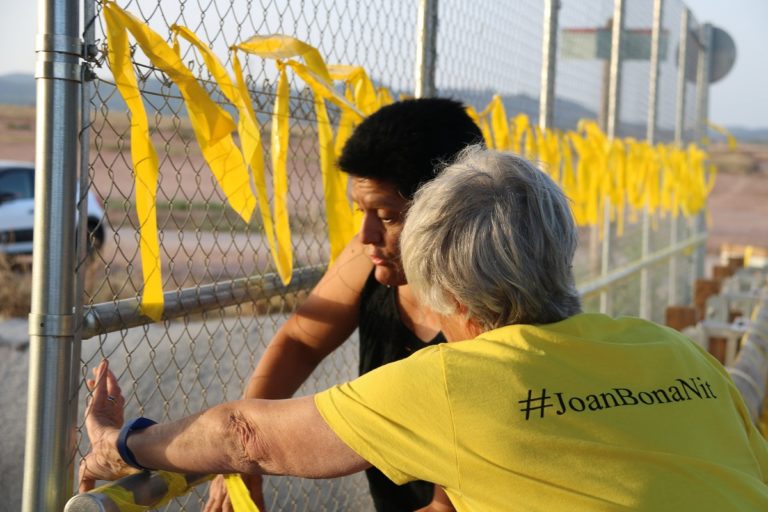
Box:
(0, 161, 106, 255)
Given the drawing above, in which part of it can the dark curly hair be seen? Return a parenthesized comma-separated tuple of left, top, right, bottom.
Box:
(337, 98, 484, 199)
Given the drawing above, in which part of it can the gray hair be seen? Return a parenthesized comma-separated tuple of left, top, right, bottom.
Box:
(400, 146, 581, 331)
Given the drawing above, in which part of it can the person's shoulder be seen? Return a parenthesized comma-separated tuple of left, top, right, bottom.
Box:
(311, 235, 373, 301)
(326, 234, 373, 284)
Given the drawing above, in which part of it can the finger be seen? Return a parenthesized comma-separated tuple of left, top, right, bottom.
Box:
(91, 360, 106, 379)
(204, 477, 223, 512)
(223, 493, 234, 512)
(78, 478, 94, 494)
(105, 368, 123, 403)
(204, 491, 222, 512)
(91, 360, 109, 408)
(78, 458, 95, 493)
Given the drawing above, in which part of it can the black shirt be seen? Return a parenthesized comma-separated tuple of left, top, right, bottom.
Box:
(358, 271, 446, 511)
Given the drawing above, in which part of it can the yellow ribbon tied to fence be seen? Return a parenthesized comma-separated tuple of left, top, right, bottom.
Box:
(103, 1, 258, 318)
(235, 35, 363, 261)
(105, 0, 719, 321)
(169, 25, 293, 285)
(85, 471, 212, 512)
(102, 2, 163, 320)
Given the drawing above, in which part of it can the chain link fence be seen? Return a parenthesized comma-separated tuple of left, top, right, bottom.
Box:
(22, 0, 714, 510)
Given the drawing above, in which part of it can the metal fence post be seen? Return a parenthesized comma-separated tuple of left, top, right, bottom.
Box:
(606, 0, 625, 140)
(22, 0, 82, 509)
(415, 0, 438, 98)
(646, 0, 663, 146)
(641, 0, 663, 319)
(539, 0, 560, 130)
(674, 9, 690, 146)
(600, 0, 625, 315)
(670, 8, 690, 306)
(695, 24, 712, 146)
(693, 23, 712, 280)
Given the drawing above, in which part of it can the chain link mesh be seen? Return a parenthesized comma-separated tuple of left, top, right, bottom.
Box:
(74, 0, 707, 509)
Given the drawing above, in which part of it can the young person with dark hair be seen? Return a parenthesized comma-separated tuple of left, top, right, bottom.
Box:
(205, 98, 484, 512)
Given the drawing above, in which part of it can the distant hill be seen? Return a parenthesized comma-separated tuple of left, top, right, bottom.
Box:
(3, 73, 765, 142)
(711, 127, 768, 144)
(0, 74, 36, 105)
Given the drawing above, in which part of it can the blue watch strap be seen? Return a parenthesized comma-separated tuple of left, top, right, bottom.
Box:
(117, 417, 157, 470)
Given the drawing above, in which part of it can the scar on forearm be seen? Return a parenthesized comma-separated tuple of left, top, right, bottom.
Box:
(227, 408, 271, 474)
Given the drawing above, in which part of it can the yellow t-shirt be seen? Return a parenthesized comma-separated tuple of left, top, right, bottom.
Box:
(315, 313, 768, 511)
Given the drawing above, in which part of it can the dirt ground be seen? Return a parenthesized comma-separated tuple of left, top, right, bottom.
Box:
(706, 143, 768, 254)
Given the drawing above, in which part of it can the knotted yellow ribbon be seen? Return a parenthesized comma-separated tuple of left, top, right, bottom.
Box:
(105, 1, 718, 319)
(170, 26, 292, 284)
(103, 2, 258, 318)
(235, 35, 363, 261)
(85, 471, 212, 511)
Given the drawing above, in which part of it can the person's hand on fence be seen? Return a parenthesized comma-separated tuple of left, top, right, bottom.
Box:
(78, 359, 136, 492)
(204, 473, 266, 512)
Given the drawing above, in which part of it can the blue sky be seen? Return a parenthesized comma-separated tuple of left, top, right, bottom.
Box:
(1, 0, 766, 128)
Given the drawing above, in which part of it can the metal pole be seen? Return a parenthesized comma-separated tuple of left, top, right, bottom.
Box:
(600, 0, 624, 314)
(693, 23, 712, 280)
(414, 0, 438, 98)
(599, 200, 612, 315)
(66, 0, 98, 503)
(22, 0, 82, 509)
(695, 23, 712, 145)
(81, 265, 327, 340)
(539, 0, 560, 130)
(646, 0, 663, 145)
(674, 9, 690, 145)
(670, 9, 689, 306)
(641, 0, 663, 319)
(606, 0, 625, 140)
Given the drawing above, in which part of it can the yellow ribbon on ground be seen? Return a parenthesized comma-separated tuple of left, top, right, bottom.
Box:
(224, 474, 261, 512)
(171, 26, 292, 284)
(103, 2, 259, 317)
